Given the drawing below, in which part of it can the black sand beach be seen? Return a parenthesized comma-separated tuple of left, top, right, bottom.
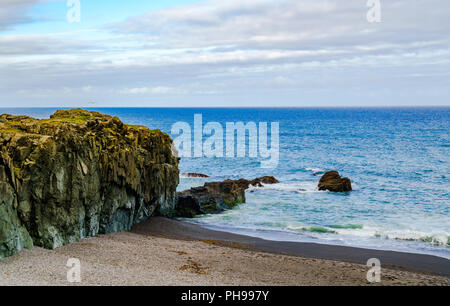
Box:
(2, 217, 449, 286)
(132, 217, 450, 277)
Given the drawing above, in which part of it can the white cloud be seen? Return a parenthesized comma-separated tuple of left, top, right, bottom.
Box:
(113, 0, 450, 52)
(0, 0, 51, 31)
(119, 86, 175, 95)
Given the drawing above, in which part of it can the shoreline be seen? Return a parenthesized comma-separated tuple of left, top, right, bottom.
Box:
(0, 217, 448, 285)
(132, 217, 450, 277)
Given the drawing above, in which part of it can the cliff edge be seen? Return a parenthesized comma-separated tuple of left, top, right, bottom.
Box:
(0, 109, 179, 258)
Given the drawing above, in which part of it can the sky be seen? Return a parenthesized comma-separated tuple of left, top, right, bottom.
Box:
(0, 0, 449, 107)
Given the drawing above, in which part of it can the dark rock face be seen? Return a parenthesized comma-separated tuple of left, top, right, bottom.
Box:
(0, 109, 179, 258)
(318, 171, 352, 192)
(173, 176, 279, 217)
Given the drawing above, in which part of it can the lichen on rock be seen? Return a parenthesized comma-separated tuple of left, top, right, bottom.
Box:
(0, 109, 179, 258)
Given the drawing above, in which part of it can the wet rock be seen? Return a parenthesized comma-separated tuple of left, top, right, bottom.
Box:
(318, 171, 352, 192)
(181, 173, 210, 178)
(249, 176, 279, 186)
(173, 176, 279, 217)
(0, 109, 179, 258)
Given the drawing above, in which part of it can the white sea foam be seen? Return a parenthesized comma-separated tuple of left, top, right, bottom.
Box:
(305, 168, 325, 173)
(324, 225, 449, 247)
(261, 222, 449, 247)
(247, 181, 321, 194)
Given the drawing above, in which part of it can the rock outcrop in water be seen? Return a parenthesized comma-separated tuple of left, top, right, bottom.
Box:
(181, 173, 210, 178)
(173, 176, 279, 217)
(318, 171, 352, 192)
(0, 109, 179, 258)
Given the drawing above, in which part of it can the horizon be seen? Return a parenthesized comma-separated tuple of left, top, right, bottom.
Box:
(1, 0, 450, 107)
(0, 105, 450, 110)
(1, 105, 450, 110)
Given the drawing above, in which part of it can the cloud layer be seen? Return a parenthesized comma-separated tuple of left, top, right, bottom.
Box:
(1, 0, 449, 106)
(0, 0, 48, 31)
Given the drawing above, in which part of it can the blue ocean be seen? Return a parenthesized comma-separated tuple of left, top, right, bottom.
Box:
(2, 107, 449, 259)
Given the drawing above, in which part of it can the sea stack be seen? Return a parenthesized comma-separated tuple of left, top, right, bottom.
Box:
(0, 109, 179, 258)
(318, 171, 352, 192)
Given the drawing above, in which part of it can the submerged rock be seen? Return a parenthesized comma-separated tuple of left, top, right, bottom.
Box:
(249, 176, 279, 186)
(172, 176, 279, 217)
(318, 171, 352, 192)
(181, 173, 210, 178)
(0, 109, 179, 258)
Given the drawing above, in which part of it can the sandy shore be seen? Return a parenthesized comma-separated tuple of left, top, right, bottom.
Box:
(0, 217, 448, 286)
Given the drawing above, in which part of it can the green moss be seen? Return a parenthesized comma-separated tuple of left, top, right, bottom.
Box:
(39, 109, 112, 125)
(40, 116, 89, 125)
(0, 122, 27, 134)
(0, 127, 23, 134)
(13, 167, 21, 176)
(127, 124, 146, 131)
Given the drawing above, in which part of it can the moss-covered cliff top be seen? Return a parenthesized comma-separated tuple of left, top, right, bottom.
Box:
(0, 108, 178, 172)
(0, 109, 152, 136)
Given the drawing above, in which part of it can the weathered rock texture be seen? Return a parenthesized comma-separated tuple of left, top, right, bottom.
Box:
(318, 171, 352, 192)
(173, 176, 279, 217)
(0, 109, 179, 258)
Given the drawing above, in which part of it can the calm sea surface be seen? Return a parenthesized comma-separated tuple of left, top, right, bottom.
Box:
(2, 107, 449, 258)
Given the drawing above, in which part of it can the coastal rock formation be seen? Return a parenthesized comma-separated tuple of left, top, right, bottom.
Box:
(318, 171, 352, 192)
(0, 109, 179, 258)
(173, 176, 279, 217)
(248, 176, 279, 186)
(181, 173, 210, 178)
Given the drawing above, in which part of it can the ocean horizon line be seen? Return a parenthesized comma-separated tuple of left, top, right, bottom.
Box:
(1, 105, 449, 110)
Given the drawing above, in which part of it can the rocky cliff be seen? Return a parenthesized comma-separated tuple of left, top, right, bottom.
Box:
(0, 109, 179, 258)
